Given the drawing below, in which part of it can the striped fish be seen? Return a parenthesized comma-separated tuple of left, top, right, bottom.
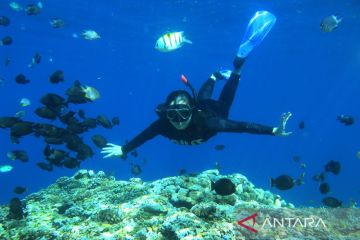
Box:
(155, 31, 192, 52)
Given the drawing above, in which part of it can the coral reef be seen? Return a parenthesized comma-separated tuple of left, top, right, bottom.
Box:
(0, 169, 359, 239)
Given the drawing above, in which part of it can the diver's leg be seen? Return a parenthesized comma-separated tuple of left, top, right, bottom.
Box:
(198, 71, 232, 100)
(197, 78, 216, 100)
(218, 11, 277, 116)
(218, 58, 245, 116)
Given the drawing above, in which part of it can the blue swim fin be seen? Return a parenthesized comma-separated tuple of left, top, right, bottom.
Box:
(237, 11, 277, 58)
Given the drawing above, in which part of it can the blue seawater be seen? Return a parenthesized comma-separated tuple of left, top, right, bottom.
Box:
(0, 0, 360, 207)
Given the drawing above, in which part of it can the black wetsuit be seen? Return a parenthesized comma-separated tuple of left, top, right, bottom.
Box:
(122, 67, 275, 155)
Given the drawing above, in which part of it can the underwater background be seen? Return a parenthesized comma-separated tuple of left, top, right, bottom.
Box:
(0, 0, 359, 209)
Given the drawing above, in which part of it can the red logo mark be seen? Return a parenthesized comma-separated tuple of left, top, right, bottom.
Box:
(237, 213, 258, 233)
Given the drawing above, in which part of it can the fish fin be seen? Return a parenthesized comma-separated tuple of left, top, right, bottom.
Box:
(211, 181, 215, 191)
(37, 1, 43, 9)
(183, 37, 193, 45)
(333, 14, 343, 23)
(73, 80, 82, 87)
(270, 178, 275, 187)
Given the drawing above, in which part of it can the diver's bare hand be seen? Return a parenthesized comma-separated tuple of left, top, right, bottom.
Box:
(273, 112, 292, 136)
(101, 143, 123, 158)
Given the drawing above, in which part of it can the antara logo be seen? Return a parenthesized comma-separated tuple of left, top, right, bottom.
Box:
(237, 213, 327, 233)
(237, 213, 258, 233)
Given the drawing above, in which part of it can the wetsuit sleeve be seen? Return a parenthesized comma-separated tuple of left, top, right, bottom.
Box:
(122, 120, 161, 154)
(206, 117, 274, 135)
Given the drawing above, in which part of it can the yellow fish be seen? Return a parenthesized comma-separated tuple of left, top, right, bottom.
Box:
(81, 85, 100, 101)
(155, 31, 192, 52)
(19, 98, 31, 107)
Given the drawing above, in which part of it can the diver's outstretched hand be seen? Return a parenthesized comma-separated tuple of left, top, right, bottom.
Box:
(273, 112, 292, 136)
(101, 143, 124, 158)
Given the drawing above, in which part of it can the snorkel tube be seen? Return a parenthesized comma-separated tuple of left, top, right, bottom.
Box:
(181, 74, 197, 103)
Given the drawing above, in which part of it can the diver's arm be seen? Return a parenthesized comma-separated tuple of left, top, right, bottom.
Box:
(207, 112, 292, 136)
(207, 117, 275, 135)
(122, 120, 161, 154)
(101, 120, 161, 159)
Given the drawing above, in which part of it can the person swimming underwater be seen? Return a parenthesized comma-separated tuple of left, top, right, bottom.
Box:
(101, 11, 292, 159)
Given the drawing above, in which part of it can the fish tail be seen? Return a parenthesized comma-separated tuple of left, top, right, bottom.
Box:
(270, 178, 275, 187)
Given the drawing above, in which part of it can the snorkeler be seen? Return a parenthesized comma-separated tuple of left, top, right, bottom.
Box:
(101, 11, 292, 159)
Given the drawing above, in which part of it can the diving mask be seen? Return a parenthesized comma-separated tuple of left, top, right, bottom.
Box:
(166, 104, 192, 122)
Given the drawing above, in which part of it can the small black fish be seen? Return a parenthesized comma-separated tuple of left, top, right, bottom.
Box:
(35, 107, 58, 120)
(7, 197, 24, 220)
(66, 123, 87, 134)
(319, 182, 330, 194)
(33, 123, 66, 139)
(50, 18, 65, 28)
(0, 16, 10, 26)
(66, 81, 88, 104)
(64, 134, 83, 152)
(325, 160, 341, 175)
(131, 163, 142, 176)
(46, 148, 67, 166)
(59, 111, 77, 125)
(91, 135, 108, 149)
(43, 144, 51, 156)
(25, 4, 42, 16)
(214, 144, 225, 151)
(28, 53, 41, 68)
(337, 115, 354, 126)
(271, 175, 295, 190)
(7, 150, 28, 162)
(179, 168, 187, 175)
(112, 117, 120, 126)
(78, 110, 86, 119)
(13, 186, 27, 194)
(292, 155, 301, 162)
(211, 178, 236, 196)
(96, 115, 112, 129)
(36, 162, 53, 172)
(1, 36, 12, 46)
(298, 121, 305, 130)
(0, 117, 20, 129)
(80, 118, 98, 129)
(63, 157, 80, 169)
(40, 93, 66, 108)
(322, 196, 342, 208)
(49, 70, 64, 84)
(130, 150, 138, 157)
(10, 121, 34, 137)
(15, 74, 30, 84)
(75, 143, 93, 160)
(312, 172, 326, 182)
